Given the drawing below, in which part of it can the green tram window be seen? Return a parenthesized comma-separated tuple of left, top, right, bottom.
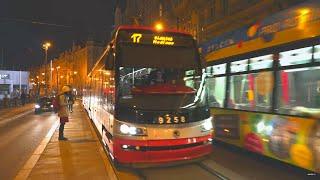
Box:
(276, 66, 320, 116)
(231, 59, 248, 73)
(206, 64, 227, 108)
(207, 77, 226, 108)
(279, 46, 312, 66)
(249, 54, 273, 70)
(315, 45, 320, 62)
(228, 72, 273, 112)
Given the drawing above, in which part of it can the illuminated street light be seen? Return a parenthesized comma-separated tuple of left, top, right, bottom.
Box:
(299, 8, 310, 16)
(42, 42, 51, 95)
(56, 66, 61, 93)
(74, 71, 78, 75)
(42, 42, 51, 50)
(155, 22, 164, 32)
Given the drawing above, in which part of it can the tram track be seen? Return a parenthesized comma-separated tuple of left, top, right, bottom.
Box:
(196, 161, 229, 180)
(131, 159, 230, 180)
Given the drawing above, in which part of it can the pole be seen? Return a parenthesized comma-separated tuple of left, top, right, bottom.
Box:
(1, 48, 4, 69)
(50, 60, 52, 93)
(19, 71, 21, 95)
(44, 49, 48, 95)
(56, 68, 59, 93)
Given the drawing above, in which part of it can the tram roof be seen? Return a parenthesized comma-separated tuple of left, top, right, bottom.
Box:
(117, 25, 191, 36)
(201, 0, 320, 63)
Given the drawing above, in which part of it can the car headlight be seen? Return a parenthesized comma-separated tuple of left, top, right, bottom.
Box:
(119, 124, 147, 136)
(50, 105, 53, 108)
(35, 104, 40, 109)
(201, 117, 213, 132)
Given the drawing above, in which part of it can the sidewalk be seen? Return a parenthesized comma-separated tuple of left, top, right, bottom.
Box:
(17, 102, 118, 180)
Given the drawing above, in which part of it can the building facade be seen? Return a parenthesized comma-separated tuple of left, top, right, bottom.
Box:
(30, 40, 104, 95)
(116, 0, 305, 43)
(115, 0, 168, 28)
(0, 70, 29, 99)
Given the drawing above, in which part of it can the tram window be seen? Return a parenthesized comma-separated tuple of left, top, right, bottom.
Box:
(276, 66, 320, 116)
(228, 72, 273, 112)
(315, 45, 320, 62)
(101, 71, 115, 113)
(206, 63, 226, 76)
(279, 46, 312, 66)
(231, 59, 248, 73)
(249, 54, 273, 70)
(118, 67, 205, 112)
(207, 77, 226, 107)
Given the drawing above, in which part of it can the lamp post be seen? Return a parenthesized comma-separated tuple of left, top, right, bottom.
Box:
(56, 66, 60, 93)
(73, 71, 78, 90)
(42, 42, 51, 96)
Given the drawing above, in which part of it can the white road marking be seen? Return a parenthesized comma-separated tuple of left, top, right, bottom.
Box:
(0, 110, 34, 127)
(14, 119, 59, 180)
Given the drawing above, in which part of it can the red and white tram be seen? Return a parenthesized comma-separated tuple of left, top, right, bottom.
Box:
(83, 26, 213, 166)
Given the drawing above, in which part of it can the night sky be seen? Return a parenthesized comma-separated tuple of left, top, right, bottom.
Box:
(0, 0, 117, 70)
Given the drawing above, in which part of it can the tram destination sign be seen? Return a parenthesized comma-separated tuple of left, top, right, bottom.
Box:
(118, 30, 194, 47)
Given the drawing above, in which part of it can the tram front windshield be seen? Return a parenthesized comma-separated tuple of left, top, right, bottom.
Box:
(118, 67, 208, 124)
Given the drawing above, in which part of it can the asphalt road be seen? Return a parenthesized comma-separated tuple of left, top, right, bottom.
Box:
(122, 141, 315, 180)
(114, 142, 315, 180)
(0, 109, 57, 180)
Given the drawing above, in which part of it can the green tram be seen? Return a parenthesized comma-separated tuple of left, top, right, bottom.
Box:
(201, 0, 320, 172)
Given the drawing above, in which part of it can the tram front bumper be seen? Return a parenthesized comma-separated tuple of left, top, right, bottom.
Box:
(113, 134, 213, 164)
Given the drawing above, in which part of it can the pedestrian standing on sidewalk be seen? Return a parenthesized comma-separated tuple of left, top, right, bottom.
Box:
(57, 85, 72, 141)
(68, 92, 74, 113)
(20, 91, 26, 105)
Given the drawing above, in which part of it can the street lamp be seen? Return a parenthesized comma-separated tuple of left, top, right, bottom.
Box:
(154, 22, 164, 32)
(42, 42, 51, 96)
(73, 71, 78, 93)
(56, 66, 60, 93)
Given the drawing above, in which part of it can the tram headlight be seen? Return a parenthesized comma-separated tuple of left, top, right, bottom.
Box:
(120, 124, 130, 134)
(119, 124, 147, 136)
(201, 118, 213, 132)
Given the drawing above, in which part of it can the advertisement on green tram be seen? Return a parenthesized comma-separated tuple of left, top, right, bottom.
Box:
(211, 109, 320, 172)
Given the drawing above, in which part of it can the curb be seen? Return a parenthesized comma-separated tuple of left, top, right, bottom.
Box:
(14, 120, 59, 180)
(84, 107, 119, 180)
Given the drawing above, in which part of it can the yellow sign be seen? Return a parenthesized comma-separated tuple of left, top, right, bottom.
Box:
(153, 36, 175, 45)
(131, 33, 142, 43)
(290, 144, 313, 169)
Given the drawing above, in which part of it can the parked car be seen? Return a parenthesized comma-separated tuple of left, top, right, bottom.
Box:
(35, 97, 54, 114)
